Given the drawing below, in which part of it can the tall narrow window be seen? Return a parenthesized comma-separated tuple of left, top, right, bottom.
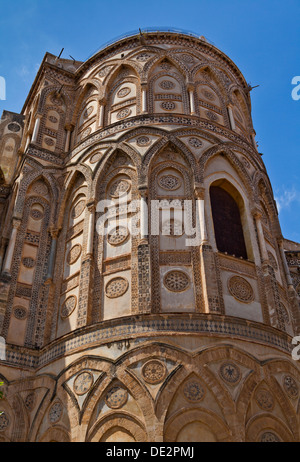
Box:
(210, 185, 247, 259)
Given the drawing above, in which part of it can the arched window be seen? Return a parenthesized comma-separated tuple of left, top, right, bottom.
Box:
(210, 184, 247, 259)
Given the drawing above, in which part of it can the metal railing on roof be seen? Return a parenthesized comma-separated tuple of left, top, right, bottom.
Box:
(87, 27, 214, 60)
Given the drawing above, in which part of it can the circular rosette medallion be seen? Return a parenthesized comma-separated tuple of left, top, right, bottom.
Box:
(219, 362, 241, 385)
(67, 244, 82, 265)
(255, 389, 274, 410)
(260, 432, 281, 443)
(13, 306, 28, 320)
(105, 386, 128, 409)
(158, 174, 182, 191)
(71, 200, 86, 219)
(183, 380, 205, 403)
(107, 226, 129, 246)
(283, 375, 299, 399)
(109, 179, 131, 198)
(228, 276, 254, 303)
(136, 136, 151, 147)
(159, 80, 175, 90)
(0, 412, 9, 431)
(142, 360, 167, 385)
(105, 277, 129, 298)
(73, 371, 94, 396)
(163, 270, 190, 292)
(117, 87, 131, 98)
(48, 402, 62, 423)
(61, 296, 77, 319)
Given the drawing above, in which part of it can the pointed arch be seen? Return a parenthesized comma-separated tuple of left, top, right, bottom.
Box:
(102, 64, 140, 126)
(200, 143, 254, 199)
(141, 137, 198, 186)
(146, 56, 189, 115)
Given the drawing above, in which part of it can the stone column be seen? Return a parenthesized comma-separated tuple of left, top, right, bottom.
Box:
(24, 135, 31, 151)
(86, 201, 96, 257)
(45, 228, 60, 283)
(77, 201, 96, 328)
(137, 186, 151, 313)
(31, 114, 42, 144)
(195, 187, 208, 243)
(139, 189, 148, 242)
(98, 99, 106, 128)
(254, 211, 268, 263)
(195, 186, 224, 314)
(227, 105, 236, 130)
(141, 84, 147, 113)
(251, 131, 258, 150)
(188, 85, 196, 115)
(278, 238, 294, 288)
(2, 218, 21, 276)
(64, 124, 74, 152)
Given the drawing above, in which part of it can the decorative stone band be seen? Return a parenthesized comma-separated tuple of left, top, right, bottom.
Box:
(68, 114, 260, 164)
(2, 314, 293, 370)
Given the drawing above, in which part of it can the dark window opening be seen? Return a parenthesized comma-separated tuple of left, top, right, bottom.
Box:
(210, 185, 248, 259)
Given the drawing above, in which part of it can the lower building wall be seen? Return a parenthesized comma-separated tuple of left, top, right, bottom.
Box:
(0, 316, 300, 442)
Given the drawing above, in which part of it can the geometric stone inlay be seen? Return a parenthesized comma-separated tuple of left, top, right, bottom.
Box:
(180, 53, 195, 64)
(48, 402, 62, 423)
(48, 115, 58, 123)
(71, 200, 86, 219)
(283, 375, 299, 399)
(107, 226, 129, 246)
(73, 371, 94, 396)
(117, 87, 131, 98)
(81, 127, 91, 139)
(83, 106, 93, 119)
(228, 276, 254, 303)
(142, 360, 167, 384)
(255, 389, 274, 410)
(188, 137, 203, 148)
(13, 306, 28, 320)
(67, 244, 82, 265)
(136, 53, 152, 62)
(30, 208, 44, 220)
(219, 362, 241, 384)
(160, 101, 176, 111)
(205, 110, 218, 121)
(260, 432, 281, 442)
(163, 270, 190, 292)
(109, 179, 131, 198)
(7, 122, 21, 132)
(268, 251, 278, 271)
(105, 386, 128, 409)
(183, 380, 205, 402)
(22, 257, 36, 269)
(159, 80, 175, 90)
(158, 174, 182, 191)
(279, 303, 290, 324)
(61, 296, 77, 319)
(45, 137, 55, 146)
(136, 136, 151, 147)
(0, 412, 9, 431)
(116, 108, 131, 120)
(24, 392, 35, 411)
(201, 89, 215, 101)
(105, 277, 129, 298)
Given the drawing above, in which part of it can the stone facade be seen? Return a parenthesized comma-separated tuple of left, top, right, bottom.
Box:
(0, 30, 299, 442)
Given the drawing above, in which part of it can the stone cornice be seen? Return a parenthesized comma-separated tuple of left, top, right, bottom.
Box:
(1, 313, 293, 371)
(68, 114, 261, 162)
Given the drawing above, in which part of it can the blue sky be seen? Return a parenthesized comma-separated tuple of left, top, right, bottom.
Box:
(0, 0, 299, 242)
